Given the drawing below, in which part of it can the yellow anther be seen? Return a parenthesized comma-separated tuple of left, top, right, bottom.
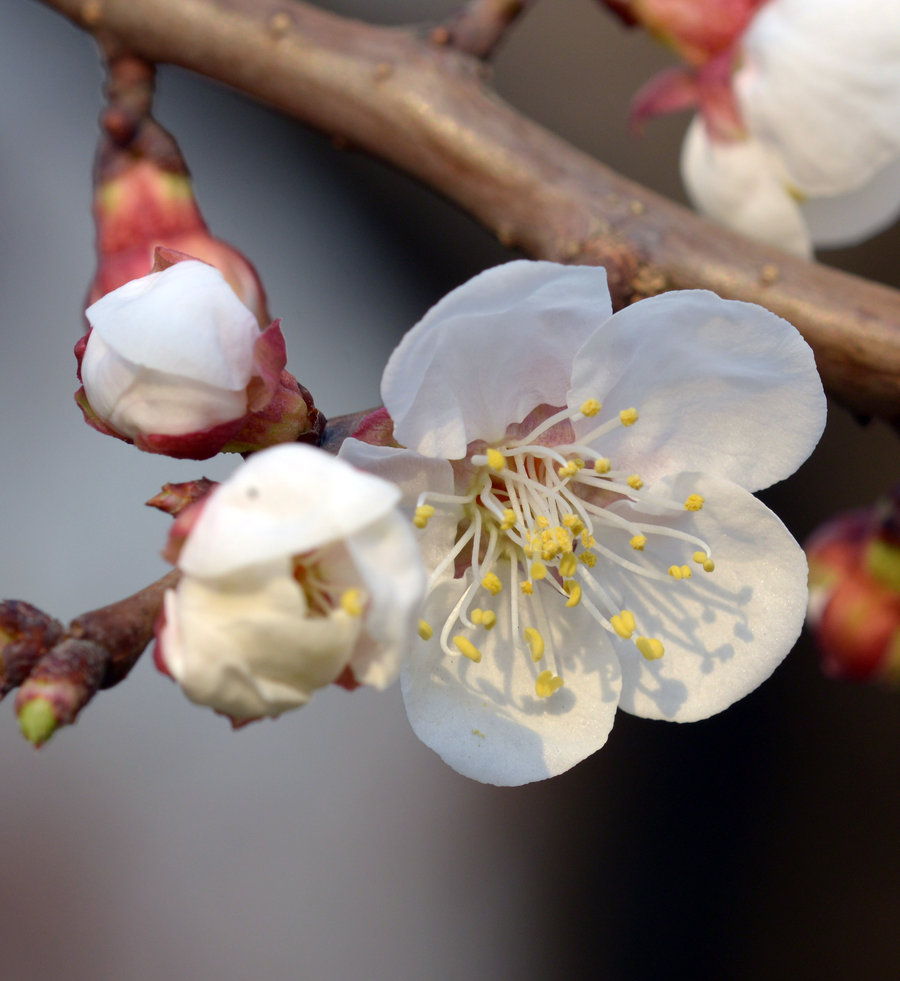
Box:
(564, 580, 582, 608)
(562, 513, 584, 533)
(520, 581, 534, 595)
(453, 635, 482, 663)
(579, 552, 597, 568)
(559, 552, 578, 578)
(668, 565, 684, 580)
(536, 516, 549, 529)
(413, 504, 435, 528)
(581, 531, 596, 549)
(702, 558, 716, 573)
(627, 474, 644, 490)
(610, 610, 636, 639)
(481, 572, 503, 595)
(693, 550, 708, 563)
(524, 627, 545, 662)
(530, 561, 548, 580)
(630, 534, 647, 551)
(486, 448, 506, 471)
(685, 494, 705, 512)
(471, 608, 485, 625)
(635, 636, 665, 660)
(340, 588, 364, 617)
(619, 407, 639, 427)
(535, 670, 565, 698)
(418, 619, 434, 641)
(594, 457, 611, 474)
(500, 508, 517, 530)
(481, 610, 497, 630)
(558, 459, 584, 479)
(680, 565, 692, 579)
(580, 398, 602, 417)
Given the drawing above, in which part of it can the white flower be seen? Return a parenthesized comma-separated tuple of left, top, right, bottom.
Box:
(341, 261, 826, 785)
(156, 444, 426, 723)
(681, 0, 900, 255)
(78, 258, 291, 458)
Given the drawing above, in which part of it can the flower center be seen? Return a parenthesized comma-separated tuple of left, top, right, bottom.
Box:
(414, 399, 716, 698)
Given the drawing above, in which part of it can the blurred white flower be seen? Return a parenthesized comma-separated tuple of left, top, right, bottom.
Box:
(680, 0, 900, 254)
(156, 444, 426, 723)
(77, 257, 295, 459)
(342, 261, 826, 784)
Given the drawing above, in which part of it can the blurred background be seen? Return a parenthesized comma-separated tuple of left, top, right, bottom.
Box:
(1, 1, 898, 978)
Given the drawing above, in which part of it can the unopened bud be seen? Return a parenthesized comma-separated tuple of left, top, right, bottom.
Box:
(0, 600, 64, 698)
(806, 489, 900, 682)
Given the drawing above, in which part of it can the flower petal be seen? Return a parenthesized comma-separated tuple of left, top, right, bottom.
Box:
(800, 156, 900, 248)
(382, 261, 612, 458)
(178, 444, 401, 576)
(402, 570, 622, 785)
(85, 260, 259, 388)
(568, 285, 825, 492)
(679, 116, 812, 256)
(738, 0, 900, 196)
(339, 438, 461, 572)
(161, 560, 359, 720)
(602, 471, 808, 722)
(342, 511, 427, 690)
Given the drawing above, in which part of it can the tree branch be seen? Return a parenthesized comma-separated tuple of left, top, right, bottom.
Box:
(36, 0, 900, 423)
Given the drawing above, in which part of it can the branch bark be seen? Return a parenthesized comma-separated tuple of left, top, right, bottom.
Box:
(36, 0, 900, 423)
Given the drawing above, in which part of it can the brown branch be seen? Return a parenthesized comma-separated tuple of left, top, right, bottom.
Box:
(433, 0, 536, 58)
(35, 0, 900, 423)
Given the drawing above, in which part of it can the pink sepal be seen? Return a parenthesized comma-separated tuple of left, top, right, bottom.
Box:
(135, 416, 249, 460)
(161, 496, 210, 566)
(246, 319, 287, 413)
(351, 407, 400, 447)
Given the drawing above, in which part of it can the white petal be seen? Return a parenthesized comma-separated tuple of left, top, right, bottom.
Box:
(86, 260, 259, 388)
(402, 570, 622, 785)
(568, 288, 825, 492)
(342, 510, 427, 690)
(179, 444, 401, 576)
(739, 0, 900, 196)
(162, 561, 359, 720)
(81, 335, 249, 438)
(382, 261, 612, 458)
(601, 471, 808, 722)
(679, 116, 812, 256)
(800, 156, 900, 247)
(339, 438, 462, 571)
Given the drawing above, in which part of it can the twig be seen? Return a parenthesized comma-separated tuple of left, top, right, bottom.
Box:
(433, 0, 536, 58)
(31, 0, 900, 423)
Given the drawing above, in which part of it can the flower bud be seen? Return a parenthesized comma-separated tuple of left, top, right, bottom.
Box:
(806, 489, 900, 682)
(154, 444, 426, 724)
(0, 601, 64, 698)
(75, 253, 320, 460)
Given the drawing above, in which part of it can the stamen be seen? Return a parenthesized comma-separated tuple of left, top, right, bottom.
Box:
(593, 458, 611, 474)
(619, 408, 639, 426)
(521, 581, 534, 595)
(413, 504, 435, 528)
(481, 572, 503, 595)
(523, 626, 545, 662)
(530, 561, 548, 580)
(487, 448, 506, 471)
(685, 494, 705, 511)
(500, 508, 516, 530)
(418, 619, 434, 641)
(635, 636, 665, 660)
(535, 670, 564, 698)
(627, 474, 644, 490)
(471, 608, 485, 625)
(558, 552, 578, 578)
(579, 552, 597, 568)
(340, 588, 364, 616)
(703, 558, 715, 572)
(692, 550, 715, 571)
(580, 398, 602, 417)
(564, 580, 582, 607)
(453, 635, 482, 662)
(481, 610, 497, 630)
(611, 610, 636, 639)
(630, 534, 647, 551)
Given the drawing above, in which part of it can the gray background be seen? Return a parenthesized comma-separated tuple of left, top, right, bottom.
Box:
(1, 1, 899, 978)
